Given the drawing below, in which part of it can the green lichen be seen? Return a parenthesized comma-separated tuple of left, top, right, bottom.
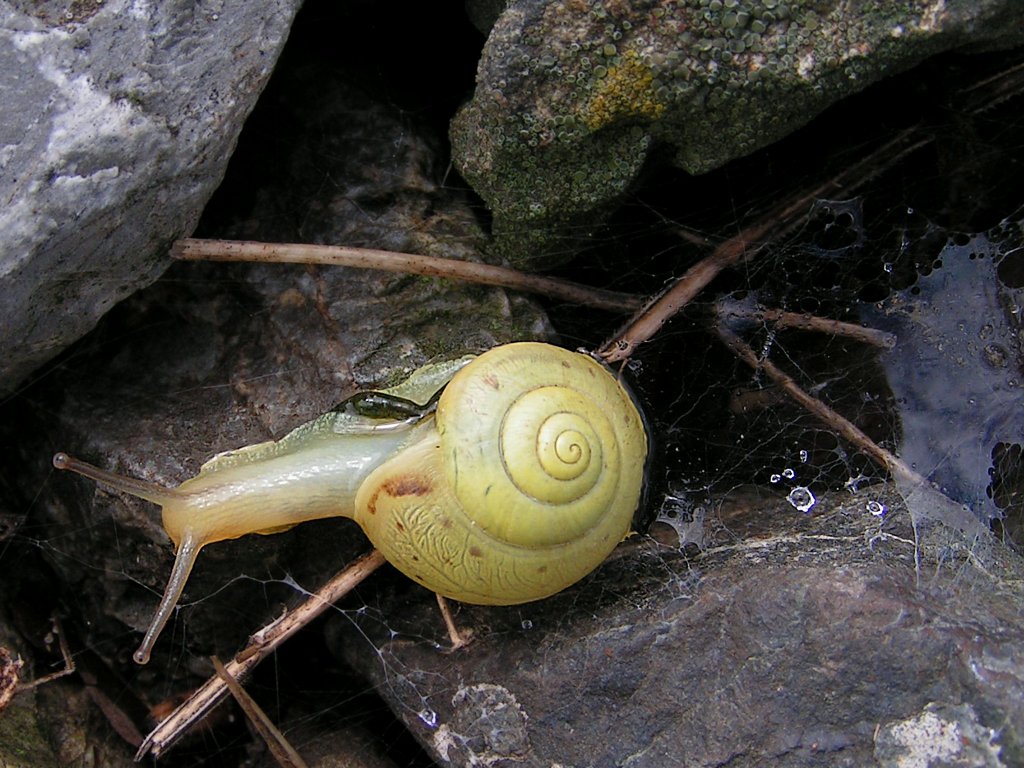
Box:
(583, 50, 666, 131)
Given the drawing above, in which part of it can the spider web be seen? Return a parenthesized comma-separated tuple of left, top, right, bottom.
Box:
(639, 199, 1024, 549)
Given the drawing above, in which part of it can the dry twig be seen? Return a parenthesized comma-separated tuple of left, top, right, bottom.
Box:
(2, 616, 77, 708)
(714, 324, 935, 503)
(715, 298, 897, 349)
(137, 550, 386, 760)
(173, 239, 643, 313)
(597, 128, 928, 363)
(436, 594, 472, 650)
(212, 656, 310, 768)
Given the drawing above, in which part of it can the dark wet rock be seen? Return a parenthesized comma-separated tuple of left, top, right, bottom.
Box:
(329, 488, 1024, 767)
(452, 0, 1024, 266)
(0, 0, 301, 397)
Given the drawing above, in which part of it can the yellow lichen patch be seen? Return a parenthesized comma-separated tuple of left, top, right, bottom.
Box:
(583, 50, 665, 131)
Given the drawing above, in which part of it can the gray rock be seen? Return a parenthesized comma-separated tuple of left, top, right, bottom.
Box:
(451, 0, 1024, 267)
(330, 489, 1024, 767)
(0, 0, 301, 397)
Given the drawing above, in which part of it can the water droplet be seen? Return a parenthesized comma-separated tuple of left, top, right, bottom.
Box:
(521, 619, 534, 630)
(844, 475, 868, 492)
(782, 467, 796, 479)
(798, 450, 809, 463)
(770, 473, 781, 483)
(417, 709, 438, 728)
(883, 262, 893, 273)
(786, 486, 816, 513)
(866, 500, 886, 517)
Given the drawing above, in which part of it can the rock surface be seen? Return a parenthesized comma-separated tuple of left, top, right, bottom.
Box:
(0, 0, 301, 397)
(330, 489, 1024, 767)
(452, 0, 1024, 265)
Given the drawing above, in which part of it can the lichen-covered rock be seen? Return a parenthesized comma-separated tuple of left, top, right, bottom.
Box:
(452, 0, 1024, 266)
(874, 702, 1004, 768)
(0, 0, 301, 397)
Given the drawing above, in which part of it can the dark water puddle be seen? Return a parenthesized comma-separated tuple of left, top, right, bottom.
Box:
(862, 212, 1023, 533)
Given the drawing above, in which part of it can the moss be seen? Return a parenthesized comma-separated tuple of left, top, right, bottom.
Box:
(0, 695, 61, 766)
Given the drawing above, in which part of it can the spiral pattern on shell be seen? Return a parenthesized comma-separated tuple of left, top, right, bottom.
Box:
(436, 343, 646, 549)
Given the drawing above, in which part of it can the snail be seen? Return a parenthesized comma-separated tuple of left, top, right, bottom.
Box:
(53, 342, 648, 664)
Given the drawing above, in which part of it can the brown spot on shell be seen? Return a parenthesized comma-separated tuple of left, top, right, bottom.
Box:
(366, 475, 430, 515)
(365, 488, 380, 515)
(383, 476, 432, 497)
(469, 546, 483, 558)
(482, 373, 500, 389)
(395, 521, 405, 532)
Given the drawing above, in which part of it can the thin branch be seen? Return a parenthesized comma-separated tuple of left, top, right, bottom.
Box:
(597, 221, 773, 363)
(11, 616, 76, 696)
(212, 656, 310, 768)
(172, 239, 643, 313)
(597, 128, 929, 363)
(136, 550, 387, 761)
(699, 533, 864, 558)
(715, 298, 897, 349)
(436, 594, 472, 650)
(717, 323, 1001, 579)
(714, 324, 924, 493)
(959, 58, 1024, 114)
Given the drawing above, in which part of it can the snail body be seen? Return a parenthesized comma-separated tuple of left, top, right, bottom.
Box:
(54, 342, 648, 663)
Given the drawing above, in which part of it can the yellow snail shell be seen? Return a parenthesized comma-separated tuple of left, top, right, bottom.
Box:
(53, 342, 648, 663)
